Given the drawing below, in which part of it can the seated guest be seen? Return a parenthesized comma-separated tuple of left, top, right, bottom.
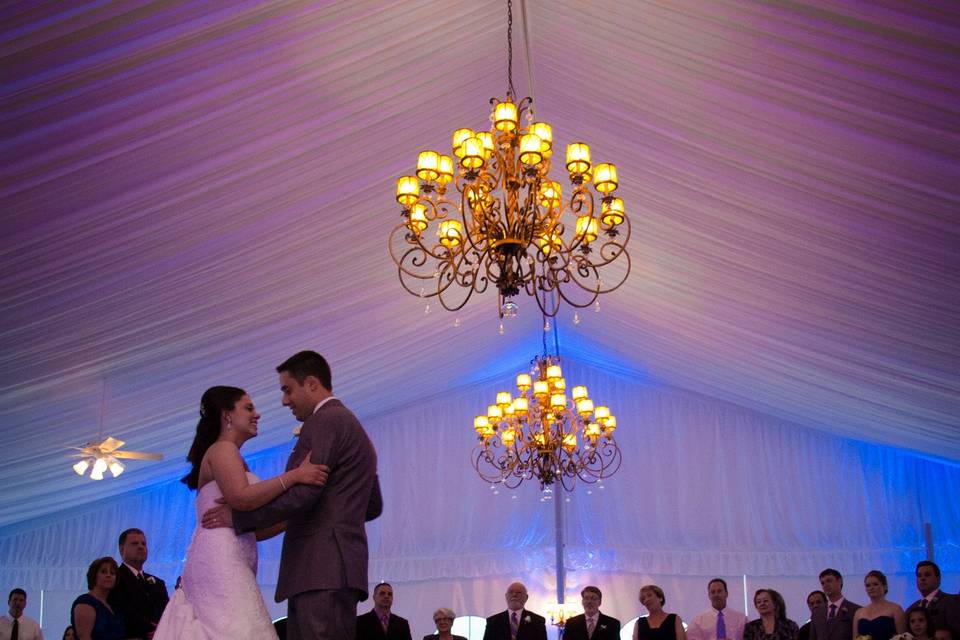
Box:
(425, 607, 466, 640)
(107, 529, 168, 640)
(909, 607, 935, 640)
(688, 579, 748, 640)
(633, 585, 687, 640)
(357, 582, 413, 640)
(853, 570, 906, 640)
(1, 588, 44, 640)
(63, 628, 77, 640)
(564, 586, 621, 640)
(482, 582, 547, 640)
(71, 557, 125, 640)
(799, 591, 826, 640)
(935, 629, 953, 640)
(743, 589, 799, 640)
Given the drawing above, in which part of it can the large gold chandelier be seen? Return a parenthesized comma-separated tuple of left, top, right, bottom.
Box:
(472, 355, 621, 490)
(389, 1, 630, 318)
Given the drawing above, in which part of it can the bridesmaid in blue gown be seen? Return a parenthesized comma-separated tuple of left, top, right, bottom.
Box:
(852, 570, 905, 640)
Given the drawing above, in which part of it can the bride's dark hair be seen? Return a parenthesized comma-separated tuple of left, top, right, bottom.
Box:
(181, 386, 246, 489)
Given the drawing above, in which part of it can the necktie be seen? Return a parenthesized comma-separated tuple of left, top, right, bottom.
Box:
(381, 613, 389, 632)
(138, 572, 148, 587)
(587, 615, 597, 638)
(10, 618, 18, 640)
(828, 604, 837, 620)
(717, 610, 727, 640)
(511, 611, 520, 639)
(921, 599, 928, 609)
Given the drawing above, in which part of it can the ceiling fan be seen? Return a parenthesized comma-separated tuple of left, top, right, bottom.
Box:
(70, 436, 164, 480)
(70, 382, 164, 480)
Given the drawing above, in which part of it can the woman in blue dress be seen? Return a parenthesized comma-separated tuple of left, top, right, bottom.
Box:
(852, 570, 906, 640)
(71, 557, 125, 640)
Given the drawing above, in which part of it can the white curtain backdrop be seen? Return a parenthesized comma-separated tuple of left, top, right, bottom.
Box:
(2, 362, 957, 636)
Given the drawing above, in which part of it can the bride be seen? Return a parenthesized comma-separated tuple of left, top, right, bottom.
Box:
(153, 385, 328, 640)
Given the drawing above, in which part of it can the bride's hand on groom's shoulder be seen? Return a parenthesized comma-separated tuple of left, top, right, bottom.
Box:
(201, 502, 233, 529)
(292, 450, 330, 487)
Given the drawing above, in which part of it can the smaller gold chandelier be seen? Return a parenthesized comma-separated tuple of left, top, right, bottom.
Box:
(472, 356, 621, 490)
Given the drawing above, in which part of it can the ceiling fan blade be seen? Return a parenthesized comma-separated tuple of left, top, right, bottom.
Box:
(98, 436, 125, 453)
(111, 451, 163, 461)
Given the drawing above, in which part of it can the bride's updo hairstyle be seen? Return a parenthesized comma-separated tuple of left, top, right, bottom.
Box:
(181, 386, 246, 489)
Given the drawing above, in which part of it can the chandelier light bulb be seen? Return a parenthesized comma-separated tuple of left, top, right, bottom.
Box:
(452, 128, 474, 157)
(407, 203, 428, 234)
(512, 397, 529, 414)
(594, 405, 611, 422)
(516, 373, 532, 390)
(487, 404, 503, 420)
(493, 100, 519, 132)
(530, 122, 553, 154)
(416, 150, 441, 182)
(476, 131, 496, 159)
(576, 215, 599, 243)
(593, 162, 618, 194)
(519, 133, 544, 166)
(437, 219, 463, 249)
(496, 391, 512, 407)
(566, 142, 592, 175)
(395, 176, 419, 206)
(460, 137, 485, 170)
(601, 197, 625, 226)
(437, 155, 454, 185)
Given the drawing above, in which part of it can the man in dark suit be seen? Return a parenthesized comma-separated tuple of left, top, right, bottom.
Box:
(107, 528, 169, 639)
(907, 561, 960, 639)
(356, 582, 413, 640)
(203, 350, 383, 640)
(564, 585, 621, 640)
(809, 569, 860, 640)
(482, 581, 548, 640)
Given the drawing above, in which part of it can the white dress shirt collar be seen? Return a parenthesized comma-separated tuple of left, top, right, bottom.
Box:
(313, 396, 338, 414)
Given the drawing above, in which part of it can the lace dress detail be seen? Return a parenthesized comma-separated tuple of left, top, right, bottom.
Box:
(153, 472, 278, 640)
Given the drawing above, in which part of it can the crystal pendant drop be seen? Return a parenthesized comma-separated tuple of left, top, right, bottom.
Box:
(498, 322, 505, 335)
(500, 299, 519, 318)
(573, 312, 581, 325)
(594, 300, 601, 313)
(424, 303, 430, 315)
(543, 319, 551, 332)
(453, 317, 462, 328)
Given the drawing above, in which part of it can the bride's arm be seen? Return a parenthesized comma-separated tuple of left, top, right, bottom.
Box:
(206, 442, 327, 511)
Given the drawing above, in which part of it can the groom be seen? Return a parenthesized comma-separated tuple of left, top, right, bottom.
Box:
(202, 350, 383, 639)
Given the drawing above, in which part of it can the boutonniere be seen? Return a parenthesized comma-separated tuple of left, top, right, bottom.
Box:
(600, 624, 608, 629)
(146, 575, 157, 585)
(524, 615, 531, 623)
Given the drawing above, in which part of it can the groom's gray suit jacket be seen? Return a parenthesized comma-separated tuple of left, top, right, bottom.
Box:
(233, 398, 383, 602)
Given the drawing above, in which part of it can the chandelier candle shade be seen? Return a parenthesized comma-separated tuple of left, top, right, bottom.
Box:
(389, 3, 631, 317)
(472, 356, 622, 489)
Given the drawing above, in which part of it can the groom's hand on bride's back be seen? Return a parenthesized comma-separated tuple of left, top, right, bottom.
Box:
(201, 502, 233, 529)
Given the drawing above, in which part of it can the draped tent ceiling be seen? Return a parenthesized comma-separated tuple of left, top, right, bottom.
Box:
(2, 0, 959, 529)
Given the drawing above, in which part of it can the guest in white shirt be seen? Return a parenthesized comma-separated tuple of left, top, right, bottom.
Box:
(0, 588, 44, 640)
(688, 579, 747, 640)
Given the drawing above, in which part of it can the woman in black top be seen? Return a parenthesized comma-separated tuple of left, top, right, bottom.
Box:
(743, 589, 799, 640)
(633, 584, 687, 640)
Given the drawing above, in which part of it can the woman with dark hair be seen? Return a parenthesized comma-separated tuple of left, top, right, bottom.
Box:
(62, 626, 77, 640)
(71, 557, 124, 640)
(852, 570, 906, 640)
(908, 607, 934, 640)
(153, 386, 329, 640)
(743, 589, 799, 640)
(633, 584, 687, 640)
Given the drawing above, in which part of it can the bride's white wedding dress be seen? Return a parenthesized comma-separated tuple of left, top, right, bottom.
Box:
(154, 472, 278, 640)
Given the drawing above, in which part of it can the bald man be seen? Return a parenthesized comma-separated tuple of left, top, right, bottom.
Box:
(482, 582, 547, 640)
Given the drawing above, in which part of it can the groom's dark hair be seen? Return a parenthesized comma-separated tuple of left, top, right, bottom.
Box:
(278, 351, 332, 391)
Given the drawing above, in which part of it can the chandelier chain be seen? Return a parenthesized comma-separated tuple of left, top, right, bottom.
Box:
(507, 0, 516, 99)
